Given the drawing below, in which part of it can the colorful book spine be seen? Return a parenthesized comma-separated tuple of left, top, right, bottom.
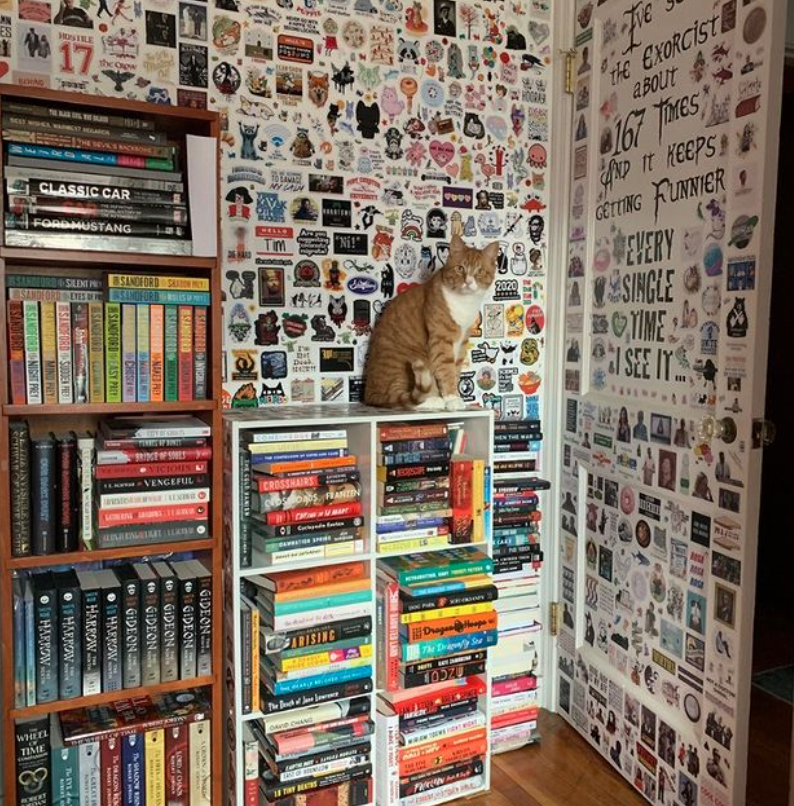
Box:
(101, 736, 123, 806)
(107, 275, 208, 291)
(121, 303, 137, 402)
(164, 305, 178, 402)
(150, 304, 165, 402)
(165, 725, 189, 806)
(55, 301, 74, 404)
(136, 303, 150, 402)
(40, 300, 58, 404)
(7, 299, 27, 404)
(194, 306, 208, 400)
(88, 301, 105, 403)
(105, 301, 122, 403)
(77, 434, 95, 550)
(122, 734, 145, 806)
(145, 729, 165, 806)
(107, 288, 210, 305)
(78, 741, 101, 806)
(188, 721, 211, 806)
(10, 421, 31, 556)
(15, 716, 50, 806)
(51, 723, 80, 806)
(22, 300, 42, 405)
(72, 302, 89, 403)
(177, 305, 193, 401)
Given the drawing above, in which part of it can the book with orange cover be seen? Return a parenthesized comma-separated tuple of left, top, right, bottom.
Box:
(404, 612, 498, 643)
(379, 424, 448, 441)
(150, 304, 164, 402)
(399, 738, 487, 777)
(255, 456, 357, 475)
(274, 577, 370, 602)
(263, 501, 362, 526)
(259, 561, 367, 594)
(177, 305, 193, 401)
(7, 299, 26, 404)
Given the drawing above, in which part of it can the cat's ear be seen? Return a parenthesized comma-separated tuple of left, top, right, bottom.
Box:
(449, 233, 466, 253)
(482, 241, 500, 265)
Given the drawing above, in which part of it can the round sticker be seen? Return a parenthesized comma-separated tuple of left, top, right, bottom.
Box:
(420, 80, 445, 108)
(635, 519, 651, 548)
(684, 693, 701, 722)
(518, 371, 541, 395)
(594, 247, 611, 272)
(525, 304, 545, 334)
(342, 19, 366, 48)
(476, 365, 497, 390)
(650, 565, 667, 603)
(212, 62, 241, 95)
(618, 517, 633, 543)
(743, 6, 767, 43)
(620, 486, 635, 515)
(520, 338, 540, 366)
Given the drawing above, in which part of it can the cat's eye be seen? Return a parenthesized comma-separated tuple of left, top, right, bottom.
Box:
(456, 266, 465, 275)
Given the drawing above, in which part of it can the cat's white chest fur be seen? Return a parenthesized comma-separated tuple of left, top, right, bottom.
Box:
(442, 286, 486, 358)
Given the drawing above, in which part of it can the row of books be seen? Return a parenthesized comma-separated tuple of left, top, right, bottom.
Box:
(15, 691, 211, 806)
(6, 273, 209, 406)
(13, 558, 212, 708)
(240, 562, 374, 804)
(239, 428, 366, 568)
(375, 421, 487, 555)
(9, 416, 212, 556)
(375, 548, 494, 805)
(3, 101, 193, 255)
(490, 418, 547, 752)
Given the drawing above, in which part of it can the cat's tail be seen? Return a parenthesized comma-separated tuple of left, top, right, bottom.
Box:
(396, 359, 434, 407)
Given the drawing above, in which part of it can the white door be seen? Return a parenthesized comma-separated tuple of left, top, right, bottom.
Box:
(555, 0, 784, 804)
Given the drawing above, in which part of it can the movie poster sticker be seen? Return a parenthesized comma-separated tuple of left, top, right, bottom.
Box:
(179, 42, 208, 87)
(17, 22, 51, 72)
(276, 33, 313, 64)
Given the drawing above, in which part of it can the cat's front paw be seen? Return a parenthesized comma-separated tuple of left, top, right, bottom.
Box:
(443, 395, 465, 411)
(415, 395, 446, 411)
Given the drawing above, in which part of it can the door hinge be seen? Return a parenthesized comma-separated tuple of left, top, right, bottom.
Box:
(563, 49, 576, 95)
(752, 418, 776, 449)
(550, 601, 561, 637)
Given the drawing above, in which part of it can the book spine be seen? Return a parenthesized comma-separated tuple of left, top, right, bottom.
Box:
(243, 730, 259, 806)
(99, 487, 210, 509)
(78, 741, 101, 806)
(193, 306, 208, 400)
(32, 440, 57, 555)
(7, 143, 174, 170)
(145, 729, 165, 806)
(178, 575, 198, 679)
(71, 302, 89, 403)
(10, 422, 31, 556)
(376, 707, 399, 806)
(22, 300, 42, 405)
(82, 584, 101, 695)
(96, 521, 208, 548)
(251, 605, 261, 713)
(4, 101, 156, 131)
(97, 447, 213, 465)
(102, 581, 122, 692)
(58, 583, 81, 699)
(94, 460, 208, 479)
(108, 275, 208, 292)
(24, 587, 37, 705)
(165, 725, 189, 806)
(164, 305, 179, 402)
(264, 500, 362, 526)
(122, 734, 144, 806)
(13, 584, 25, 707)
(4, 129, 174, 158)
(105, 302, 122, 403)
(77, 437, 95, 550)
(160, 574, 179, 683)
(16, 716, 50, 806)
(52, 740, 80, 806)
(385, 579, 399, 693)
(177, 305, 193, 401)
(121, 303, 137, 402)
(9, 288, 103, 302)
(260, 679, 374, 715)
(58, 437, 78, 552)
(39, 300, 57, 404)
(97, 502, 208, 527)
(136, 303, 150, 403)
(107, 288, 209, 306)
(188, 721, 211, 806)
(140, 576, 161, 686)
(404, 612, 498, 643)
(195, 570, 213, 678)
(149, 304, 164, 402)
(55, 301, 74, 404)
(241, 603, 252, 714)
(88, 301, 104, 403)
(7, 300, 27, 404)
(121, 577, 142, 689)
(239, 449, 252, 568)
(265, 563, 367, 595)
(379, 425, 448, 440)
(101, 736, 123, 806)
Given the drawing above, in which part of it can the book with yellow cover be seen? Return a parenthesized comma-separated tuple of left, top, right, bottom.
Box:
(250, 606, 260, 714)
(188, 721, 211, 806)
(39, 300, 57, 404)
(88, 301, 105, 403)
(104, 302, 121, 403)
(472, 458, 485, 544)
(107, 274, 210, 291)
(400, 600, 495, 625)
(145, 729, 165, 806)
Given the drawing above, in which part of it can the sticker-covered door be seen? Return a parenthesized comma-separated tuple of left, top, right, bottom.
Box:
(557, 0, 783, 804)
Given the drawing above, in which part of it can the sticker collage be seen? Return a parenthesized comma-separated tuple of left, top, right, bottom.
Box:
(559, 0, 774, 804)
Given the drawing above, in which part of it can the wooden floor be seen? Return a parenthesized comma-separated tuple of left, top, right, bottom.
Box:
(471, 711, 647, 806)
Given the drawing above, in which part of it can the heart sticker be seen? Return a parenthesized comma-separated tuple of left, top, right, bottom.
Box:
(529, 22, 550, 45)
(612, 311, 628, 337)
(446, 163, 460, 178)
(429, 140, 455, 167)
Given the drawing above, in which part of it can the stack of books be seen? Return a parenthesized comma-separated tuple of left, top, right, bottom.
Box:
(375, 422, 486, 555)
(490, 417, 548, 752)
(6, 272, 209, 406)
(238, 561, 374, 717)
(12, 559, 212, 707)
(2, 101, 192, 254)
(14, 691, 211, 806)
(376, 677, 489, 806)
(377, 548, 496, 692)
(93, 416, 212, 549)
(239, 428, 365, 568)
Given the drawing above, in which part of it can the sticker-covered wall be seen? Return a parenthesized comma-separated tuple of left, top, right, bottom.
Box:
(0, 0, 554, 415)
(557, 0, 778, 805)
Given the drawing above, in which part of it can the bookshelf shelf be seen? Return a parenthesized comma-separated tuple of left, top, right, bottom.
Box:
(0, 247, 217, 270)
(9, 675, 214, 718)
(6, 538, 215, 569)
(0, 86, 224, 806)
(3, 400, 217, 416)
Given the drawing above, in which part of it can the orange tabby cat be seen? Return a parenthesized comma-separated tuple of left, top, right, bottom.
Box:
(364, 235, 498, 409)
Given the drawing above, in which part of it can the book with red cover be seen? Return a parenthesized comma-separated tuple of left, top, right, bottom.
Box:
(101, 735, 123, 806)
(97, 502, 209, 528)
(255, 456, 357, 475)
(450, 459, 473, 544)
(95, 460, 209, 479)
(272, 779, 372, 806)
(7, 299, 26, 404)
(262, 500, 362, 526)
(382, 677, 487, 716)
(491, 706, 539, 730)
(97, 446, 213, 465)
(253, 469, 361, 494)
(165, 723, 190, 806)
(399, 738, 487, 777)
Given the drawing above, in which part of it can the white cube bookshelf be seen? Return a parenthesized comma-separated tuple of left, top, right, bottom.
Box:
(223, 404, 495, 806)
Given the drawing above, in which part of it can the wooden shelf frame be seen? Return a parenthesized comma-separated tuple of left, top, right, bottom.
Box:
(0, 85, 224, 806)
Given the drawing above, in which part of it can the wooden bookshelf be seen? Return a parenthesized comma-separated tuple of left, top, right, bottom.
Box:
(0, 85, 224, 806)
